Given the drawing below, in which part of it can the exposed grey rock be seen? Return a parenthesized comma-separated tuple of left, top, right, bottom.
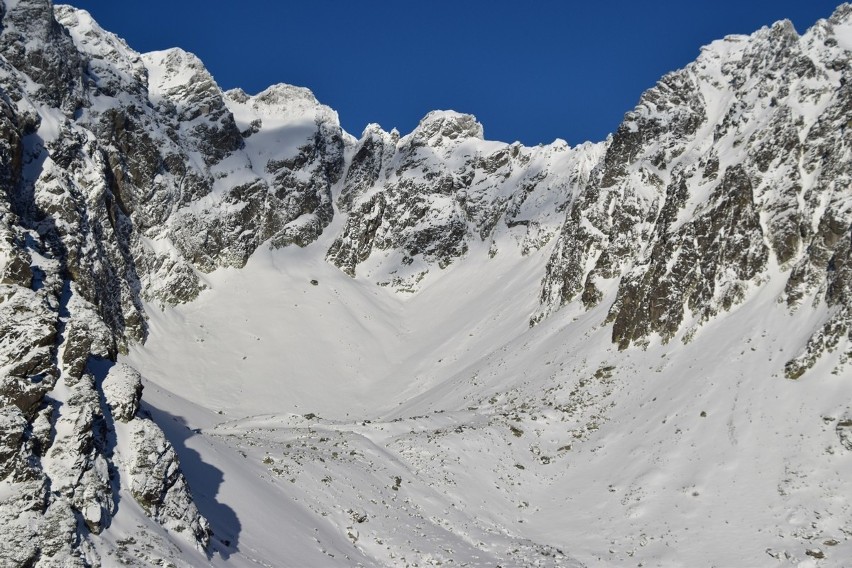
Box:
(837, 418, 852, 451)
(0, 404, 26, 477)
(125, 417, 211, 546)
(0, 286, 58, 413)
(0, 0, 85, 113)
(606, 164, 769, 348)
(327, 111, 602, 289)
(535, 6, 852, 373)
(337, 123, 399, 212)
(142, 48, 243, 167)
(61, 288, 116, 379)
(0, 474, 50, 566)
(44, 374, 113, 534)
(101, 361, 142, 421)
(0, 3, 205, 558)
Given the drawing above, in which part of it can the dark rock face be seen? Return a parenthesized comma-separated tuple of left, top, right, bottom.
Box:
(125, 418, 211, 545)
(327, 112, 602, 289)
(535, 8, 852, 378)
(0, 1, 259, 564)
(149, 82, 348, 281)
(142, 48, 243, 167)
(0, 0, 85, 113)
(0, 0, 352, 561)
(607, 164, 769, 349)
(337, 123, 398, 212)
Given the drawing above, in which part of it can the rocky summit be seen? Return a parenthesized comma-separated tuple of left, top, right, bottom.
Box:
(1, 1, 852, 566)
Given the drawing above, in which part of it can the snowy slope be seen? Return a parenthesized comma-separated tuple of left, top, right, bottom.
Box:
(127, 227, 852, 567)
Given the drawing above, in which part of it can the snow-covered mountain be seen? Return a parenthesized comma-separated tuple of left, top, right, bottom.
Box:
(1, 0, 852, 566)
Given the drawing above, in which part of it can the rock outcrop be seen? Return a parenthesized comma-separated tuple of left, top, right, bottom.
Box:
(327, 111, 603, 290)
(535, 8, 852, 380)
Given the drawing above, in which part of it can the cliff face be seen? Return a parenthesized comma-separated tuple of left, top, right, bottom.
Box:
(0, 0, 851, 565)
(0, 3, 211, 565)
(536, 8, 852, 379)
(0, 1, 355, 562)
(327, 112, 603, 290)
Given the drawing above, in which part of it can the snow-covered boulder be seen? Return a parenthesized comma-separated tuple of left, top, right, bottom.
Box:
(101, 362, 142, 421)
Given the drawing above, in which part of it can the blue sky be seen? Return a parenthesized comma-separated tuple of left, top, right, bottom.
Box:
(66, 1, 842, 145)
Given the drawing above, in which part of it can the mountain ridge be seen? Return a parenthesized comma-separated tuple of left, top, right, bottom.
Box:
(0, 1, 851, 565)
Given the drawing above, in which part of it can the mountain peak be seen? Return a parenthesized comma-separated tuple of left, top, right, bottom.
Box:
(831, 2, 852, 24)
(225, 82, 340, 127)
(252, 82, 319, 108)
(407, 110, 484, 148)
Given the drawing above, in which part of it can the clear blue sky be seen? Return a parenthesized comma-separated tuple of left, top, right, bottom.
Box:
(65, 1, 843, 145)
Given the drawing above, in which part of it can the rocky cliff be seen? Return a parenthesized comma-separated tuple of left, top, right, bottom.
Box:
(535, 7, 852, 381)
(327, 111, 603, 289)
(0, 0, 850, 565)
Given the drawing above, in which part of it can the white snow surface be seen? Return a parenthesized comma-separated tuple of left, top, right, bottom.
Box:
(125, 225, 852, 567)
